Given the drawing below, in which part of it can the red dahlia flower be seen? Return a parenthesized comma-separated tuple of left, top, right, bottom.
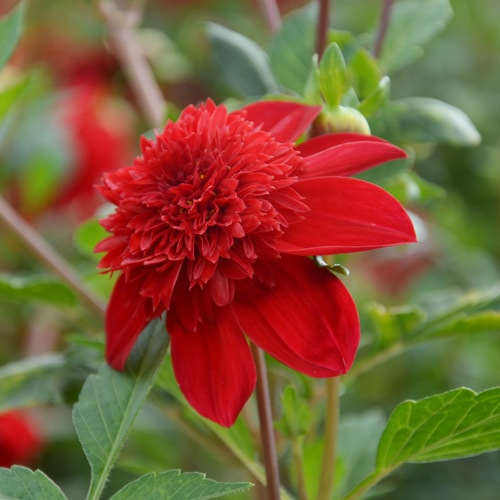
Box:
(0, 411, 43, 468)
(96, 99, 416, 426)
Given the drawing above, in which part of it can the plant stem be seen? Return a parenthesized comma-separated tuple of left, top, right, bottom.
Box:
(317, 377, 340, 500)
(292, 436, 308, 500)
(0, 196, 106, 320)
(251, 343, 281, 500)
(316, 0, 331, 59)
(257, 0, 282, 33)
(99, 0, 166, 129)
(373, 0, 394, 58)
(343, 468, 396, 500)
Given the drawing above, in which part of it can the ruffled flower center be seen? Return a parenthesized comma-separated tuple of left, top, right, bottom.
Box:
(98, 100, 309, 306)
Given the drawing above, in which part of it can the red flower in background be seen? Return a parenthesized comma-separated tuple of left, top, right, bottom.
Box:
(96, 99, 416, 426)
(0, 411, 43, 468)
(52, 82, 134, 219)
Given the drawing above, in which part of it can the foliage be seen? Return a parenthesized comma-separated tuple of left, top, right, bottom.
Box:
(0, 0, 499, 499)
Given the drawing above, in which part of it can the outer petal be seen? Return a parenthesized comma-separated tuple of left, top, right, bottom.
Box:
(296, 132, 387, 157)
(299, 139, 407, 178)
(277, 177, 417, 255)
(168, 306, 256, 427)
(234, 255, 360, 377)
(105, 273, 154, 370)
(241, 101, 321, 143)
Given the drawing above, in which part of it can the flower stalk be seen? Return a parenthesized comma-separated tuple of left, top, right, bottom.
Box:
(317, 377, 340, 500)
(0, 196, 106, 320)
(257, 0, 282, 33)
(251, 343, 281, 500)
(316, 0, 331, 59)
(373, 0, 395, 58)
(99, 0, 166, 128)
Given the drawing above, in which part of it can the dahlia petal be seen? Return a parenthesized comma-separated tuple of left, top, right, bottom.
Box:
(105, 274, 154, 370)
(296, 132, 387, 157)
(169, 306, 256, 427)
(277, 177, 417, 255)
(300, 139, 407, 178)
(234, 255, 359, 377)
(241, 101, 321, 143)
(140, 261, 183, 309)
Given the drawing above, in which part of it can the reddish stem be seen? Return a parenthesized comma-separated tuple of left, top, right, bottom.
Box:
(316, 0, 331, 59)
(251, 343, 281, 500)
(257, 0, 282, 33)
(373, 0, 395, 58)
(0, 196, 106, 320)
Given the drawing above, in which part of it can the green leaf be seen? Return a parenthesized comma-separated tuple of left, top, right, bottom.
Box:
(0, 2, 24, 71)
(345, 388, 500, 499)
(410, 285, 500, 340)
(109, 470, 252, 500)
(336, 411, 386, 497)
(205, 23, 279, 97)
(378, 387, 500, 466)
(0, 466, 67, 499)
(0, 75, 29, 122)
(0, 354, 66, 411)
(383, 171, 447, 205)
(356, 76, 390, 117)
(75, 217, 109, 260)
(319, 43, 347, 107)
(348, 48, 381, 99)
(371, 98, 481, 147)
(0, 274, 76, 307)
(426, 311, 500, 339)
(275, 385, 313, 438)
(379, 0, 453, 73)
(269, 4, 317, 94)
(73, 319, 169, 500)
(366, 303, 427, 349)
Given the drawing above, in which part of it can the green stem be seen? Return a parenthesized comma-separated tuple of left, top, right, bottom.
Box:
(251, 343, 282, 500)
(0, 196, 106, 320)
(317, 377, 340, 500)
(343, 468, 396, 500)
(292, 436, 308, 500)
(346, 342, 405, 380)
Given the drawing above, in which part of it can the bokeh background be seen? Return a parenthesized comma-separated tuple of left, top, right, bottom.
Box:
(0, 1, 499, 498)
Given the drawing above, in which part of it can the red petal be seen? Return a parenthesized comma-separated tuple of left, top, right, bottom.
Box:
(168, 306, 256, 427)
(234, 255, 359, 377)
(105, 273, 154, 370)
(277, 177, 417, 255)
(299, 139, 407, 178)
(296, 132, 387, 157)
(241, 101, 321, 143)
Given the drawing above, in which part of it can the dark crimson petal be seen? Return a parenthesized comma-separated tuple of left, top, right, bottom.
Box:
(234, 255, 359, 377)
(241, 101, 321, 143)
(168, 306, 256, 427)
(277, 177, 417, 255)
(299, 139, 407, 178)
(296, 132, 387, 157)
(105, 273, 154, 370)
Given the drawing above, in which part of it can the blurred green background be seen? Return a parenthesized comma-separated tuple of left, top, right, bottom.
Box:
(0, 1, 499, 498)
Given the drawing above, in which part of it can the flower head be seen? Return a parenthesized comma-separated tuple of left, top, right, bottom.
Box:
(0, 411, 44, 468)
(96, 99, 416, 426)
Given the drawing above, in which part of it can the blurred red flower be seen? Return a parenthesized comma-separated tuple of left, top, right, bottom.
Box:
(0, 411, 43, 468)
(52, 82, 134, 219)
(96, 99, 416, 426)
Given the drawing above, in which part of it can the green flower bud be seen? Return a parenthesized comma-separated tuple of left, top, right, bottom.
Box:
(313, 105, 371, 136)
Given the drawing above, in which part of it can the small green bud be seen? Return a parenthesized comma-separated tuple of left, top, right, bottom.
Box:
(313, 105, 371, 136)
